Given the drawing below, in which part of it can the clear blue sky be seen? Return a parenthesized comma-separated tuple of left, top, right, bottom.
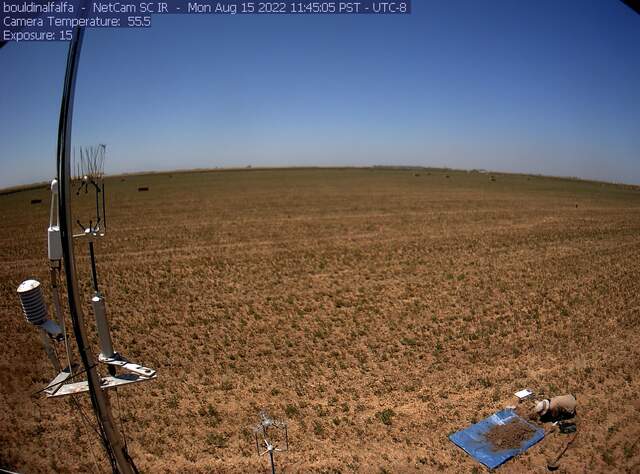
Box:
(1, 1, 639, 188)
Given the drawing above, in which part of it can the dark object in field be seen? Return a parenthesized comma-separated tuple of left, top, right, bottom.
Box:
(490, 176, 496, 182)
(30, 199, 42, 204)
(485, 418, 537, 451)
(446, 175, 450, 179)
(414, 173, 420, 177)
(138, 187, 149, 192)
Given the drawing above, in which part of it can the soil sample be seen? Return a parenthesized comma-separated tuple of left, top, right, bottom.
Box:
(485, 418, 537, 451)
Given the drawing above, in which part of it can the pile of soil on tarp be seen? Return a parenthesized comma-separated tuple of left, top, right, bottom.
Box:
(485, 418, 537, 451)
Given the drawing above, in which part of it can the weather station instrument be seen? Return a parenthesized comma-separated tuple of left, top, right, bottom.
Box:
(254, 411, 289, 474)
(15, 27, 155, 474)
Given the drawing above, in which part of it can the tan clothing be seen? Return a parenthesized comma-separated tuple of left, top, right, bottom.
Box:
(548, 395, 577, 418)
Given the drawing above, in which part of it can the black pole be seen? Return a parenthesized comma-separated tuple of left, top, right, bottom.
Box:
(269, 450, 276, 474)
(89, 241, 99, 293)
(55, 25, 116, 469)
(56, 26, 136, 474)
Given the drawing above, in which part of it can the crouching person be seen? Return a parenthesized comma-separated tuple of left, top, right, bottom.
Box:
(535, 394, 577, 421)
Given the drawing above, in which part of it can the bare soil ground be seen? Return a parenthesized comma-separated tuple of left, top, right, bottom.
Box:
(1, 168, 639, 473)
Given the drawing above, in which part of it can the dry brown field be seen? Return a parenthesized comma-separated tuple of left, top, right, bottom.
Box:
(1, 167, 639, 473)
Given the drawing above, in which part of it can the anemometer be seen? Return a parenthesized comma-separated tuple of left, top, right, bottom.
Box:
(255, 411, 289, 474)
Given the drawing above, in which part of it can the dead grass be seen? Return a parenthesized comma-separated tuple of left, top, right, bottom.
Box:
(1, 168, 639, 472)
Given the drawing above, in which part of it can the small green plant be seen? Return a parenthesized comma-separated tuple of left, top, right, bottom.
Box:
(623, 442, 635, 459)
(206, 432, 228, 448)
(285, 404, 299, 418)
(602, 450, 614, 466)
(376, 408, 395, 426)
(166, 394, 178, 409)
(205, 404, 222, 427)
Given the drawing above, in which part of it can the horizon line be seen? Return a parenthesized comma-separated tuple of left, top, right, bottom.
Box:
(2, 165, 639, 195)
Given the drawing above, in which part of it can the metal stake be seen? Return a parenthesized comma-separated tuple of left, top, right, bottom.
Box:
(269, 448, 276, 474)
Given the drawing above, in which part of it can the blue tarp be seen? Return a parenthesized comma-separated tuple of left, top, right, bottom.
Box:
(449, 408, 545, 470)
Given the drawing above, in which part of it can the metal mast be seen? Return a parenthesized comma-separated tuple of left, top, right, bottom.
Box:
(56, 26, 137, 474)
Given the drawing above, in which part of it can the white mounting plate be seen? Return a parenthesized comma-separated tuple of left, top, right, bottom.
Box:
(44, 368, 73, 396)
(98, 354, 156, 378)
(47, 373, 156, 398)
(72, 230, 105, 239)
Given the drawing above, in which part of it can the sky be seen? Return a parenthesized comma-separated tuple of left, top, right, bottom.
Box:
(1, 0, 639, 188)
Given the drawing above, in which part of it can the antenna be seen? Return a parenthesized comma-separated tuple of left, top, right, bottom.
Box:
(15, 26, 155, 474)
(254, 411, 289, 474)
